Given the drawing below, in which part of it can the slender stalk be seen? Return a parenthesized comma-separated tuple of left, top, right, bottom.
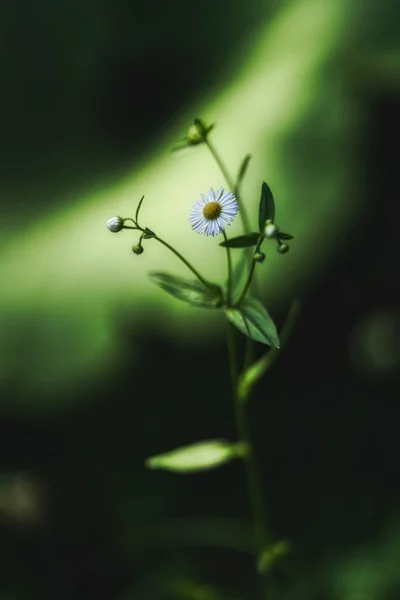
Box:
(226, 322, 268, 596)
(205, 138, 251, 235)
(238, 298, 302, 404)
(237, 259, 257, 306)
(153, 235, 213, 291)
(236, 236, 264, 307)
(222, 230, 233, 305)
(125, 222, 216, 292)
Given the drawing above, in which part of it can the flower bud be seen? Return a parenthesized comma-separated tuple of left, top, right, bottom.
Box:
(186, 123, 204, 145)
(132, 244, 144, 255)
(264, 221, 278, 238)
(106, 216, 124, 233)
(277, 243, 289, 254)
(254, 251, 266, 263)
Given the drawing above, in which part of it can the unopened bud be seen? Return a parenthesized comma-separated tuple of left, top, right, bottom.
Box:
(187, 124, 204, 145)
(254, 251, 266, 263)
(132, 244, 144, 255)
(106, 216, 124, 233)
(264, 221, 278, 238)
(277, 243, 289, 254)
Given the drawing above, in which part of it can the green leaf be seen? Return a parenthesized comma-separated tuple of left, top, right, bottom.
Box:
(219, 233, 260, 248)
(225, 297, 280, 347)
(143, 227, 156, 239)
(236, 154, 252, 188)
(149, 272, 223, 308)
(145, 439, 248, 473)
(257, 540, 292, 573)
(278, 232, 294, 240)
(258, 181, 275, 231)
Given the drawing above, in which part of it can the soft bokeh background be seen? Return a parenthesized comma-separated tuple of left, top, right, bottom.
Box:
(0, 0, 399, 598)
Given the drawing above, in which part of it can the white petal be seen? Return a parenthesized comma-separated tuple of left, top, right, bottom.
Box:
(215, 188, 224, 201)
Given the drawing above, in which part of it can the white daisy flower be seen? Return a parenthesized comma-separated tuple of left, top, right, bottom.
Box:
(189, 188, 239, 237)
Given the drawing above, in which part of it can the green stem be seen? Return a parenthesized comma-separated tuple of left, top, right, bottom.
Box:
(205, 138, 251, 235)
(238, 298, 302, 404)
(222, 230, 233, 305)
(226, 322, 268, 596)
(153, 235, 214, 291)
(125, 222, 214, 292)
(236, 237, 264, 306)
(204, 137, 259, 302)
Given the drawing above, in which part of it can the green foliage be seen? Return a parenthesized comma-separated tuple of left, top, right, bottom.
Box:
(145, 439, 248, 473)
(219, 233, 260, 248)
(257, 540, 292, 573)
(278, 232, 294, 240)
(148, 272, 223, 308)
(258, 181, 275, 231)
(143, 227, 156, 239)
(225, 297, 280, 347)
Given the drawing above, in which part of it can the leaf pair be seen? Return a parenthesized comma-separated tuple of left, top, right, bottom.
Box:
(149, 272, 279, 348)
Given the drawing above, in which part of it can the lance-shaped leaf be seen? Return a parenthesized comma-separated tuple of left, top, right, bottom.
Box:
(278, 232, 294, 240)
(236, 154, 252, 189)
(258, 181, 275, 231)
(225, 297, 280, 347)
(149, 272, 223, 308)
(219, 232, 260, 249)
(145, 439, 248, 473)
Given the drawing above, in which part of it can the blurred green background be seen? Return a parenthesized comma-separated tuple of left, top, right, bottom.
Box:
(0, 0, 399, 598)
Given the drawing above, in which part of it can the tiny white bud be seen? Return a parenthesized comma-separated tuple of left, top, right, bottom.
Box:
(264, 222, 278, 238)
(106, 216, 124, 233)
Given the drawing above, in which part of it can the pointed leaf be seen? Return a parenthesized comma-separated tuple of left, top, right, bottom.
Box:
(278, 232, 294, 240)
(149, 272, 223, 308)
(258, 181, 275, 231)
(219, 233, 260, 249)
(145, 439, 248, 473)
(143, 227, 156, 239)
(236, 154, 252, 188)
(225, 297, 280, 347)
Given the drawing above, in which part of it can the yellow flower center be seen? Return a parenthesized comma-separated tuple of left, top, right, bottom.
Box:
(203, 201, 222, 220)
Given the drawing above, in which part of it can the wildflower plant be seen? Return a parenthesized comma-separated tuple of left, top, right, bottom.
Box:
(106, 117, 299, 597)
